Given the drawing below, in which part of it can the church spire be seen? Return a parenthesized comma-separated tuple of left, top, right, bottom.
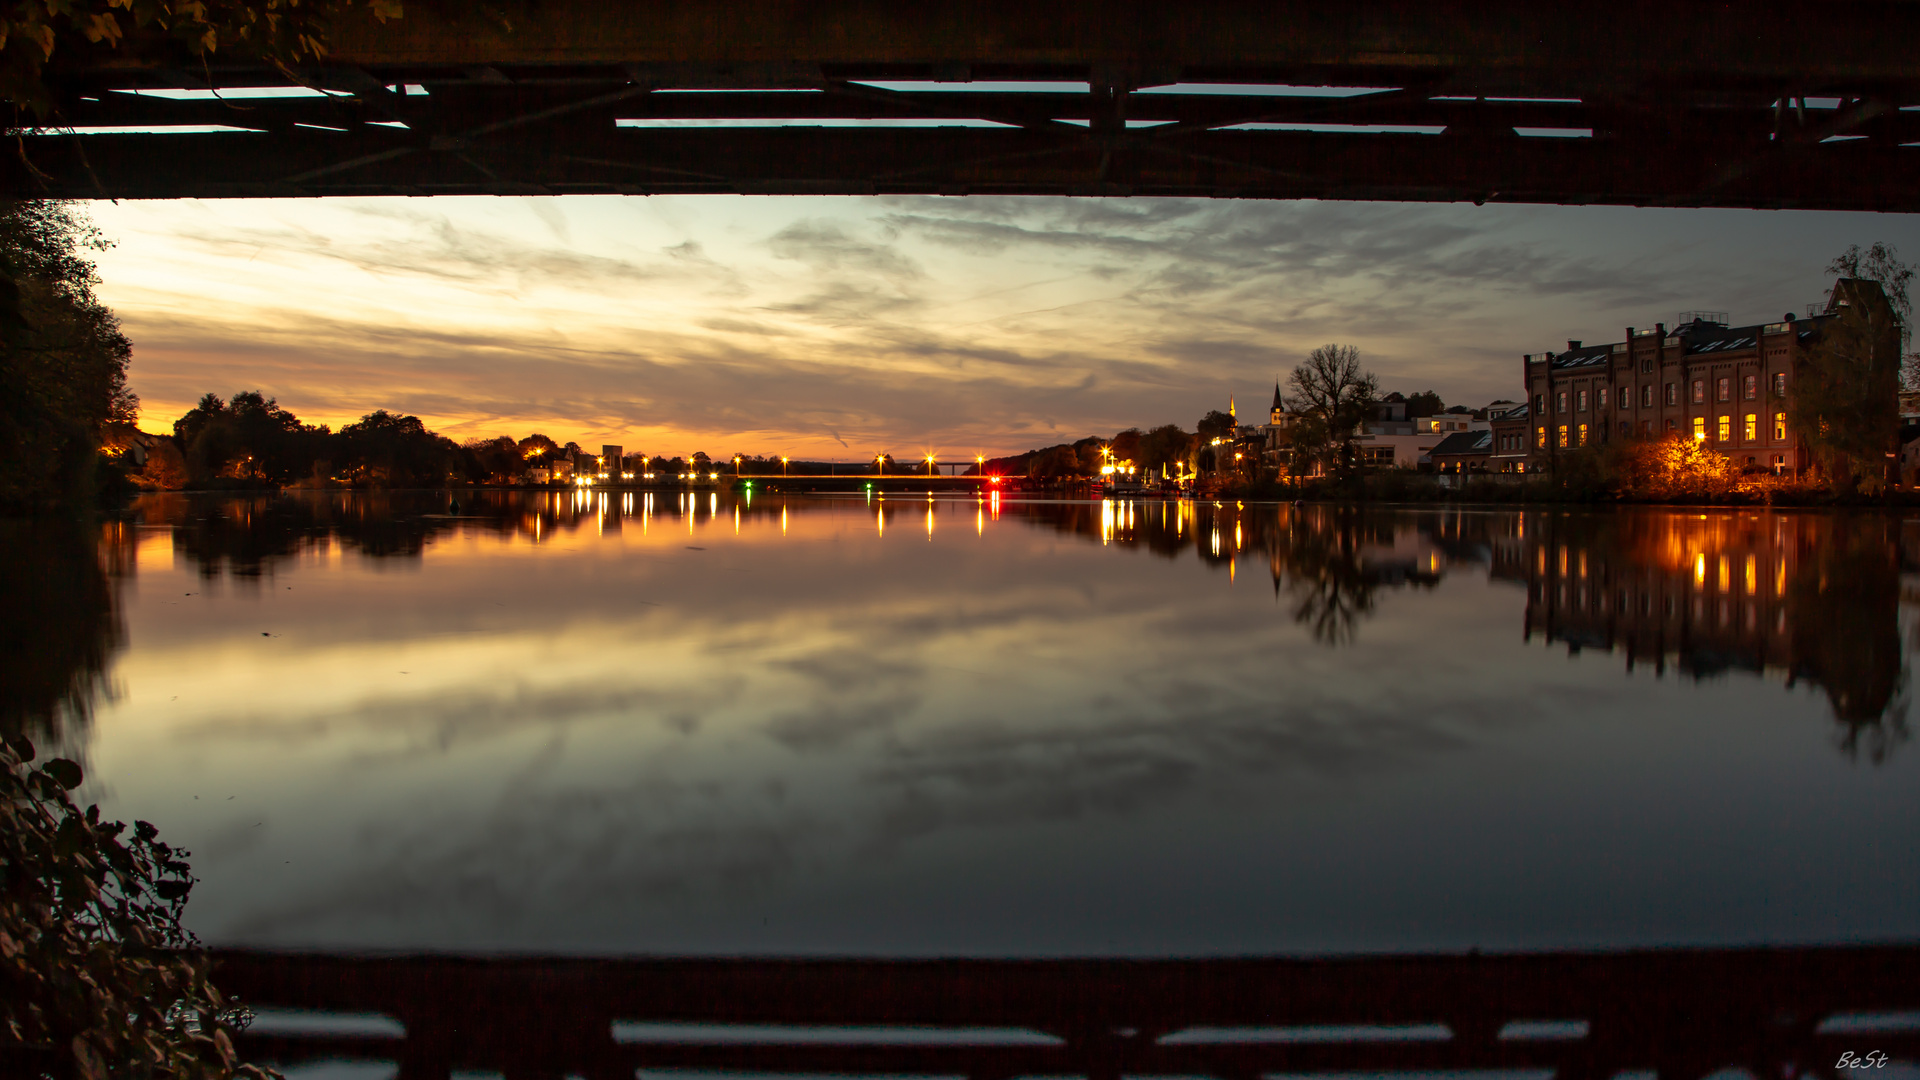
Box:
(1229, 394, 1236, 420)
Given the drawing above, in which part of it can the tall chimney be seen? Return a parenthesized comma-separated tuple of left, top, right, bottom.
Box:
(1567, 340, 1582, 350)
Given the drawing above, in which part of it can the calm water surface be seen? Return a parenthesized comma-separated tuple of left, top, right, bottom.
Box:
(11, 491, 1918, 956)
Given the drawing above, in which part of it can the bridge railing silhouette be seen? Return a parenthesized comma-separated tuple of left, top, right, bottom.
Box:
(212, 946, 1920, 1080)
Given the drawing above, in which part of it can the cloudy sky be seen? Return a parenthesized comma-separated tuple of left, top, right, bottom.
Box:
(87, 195, 1920, 458)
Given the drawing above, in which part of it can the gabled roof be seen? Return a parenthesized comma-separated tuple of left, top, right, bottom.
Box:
(1550, 344, 1614, 370)
(1547, 314, 1834, 369)
(1430, 430, 1492, 456)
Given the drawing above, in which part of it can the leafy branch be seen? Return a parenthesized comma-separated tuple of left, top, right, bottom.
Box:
(1, 735, 275, 1080)
(1, 0, 403, 115)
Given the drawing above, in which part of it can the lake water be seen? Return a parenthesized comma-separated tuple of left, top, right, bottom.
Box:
(11, 491, 1918, 957)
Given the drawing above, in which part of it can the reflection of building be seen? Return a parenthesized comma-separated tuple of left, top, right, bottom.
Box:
(1520, 280, 1898, 474)
(1508, 512, 1904, 736)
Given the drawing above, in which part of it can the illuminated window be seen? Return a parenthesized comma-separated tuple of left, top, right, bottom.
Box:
(1691, 379, 1706, 404)
(1743, 374, 1757, 399)
(1716, 377, 1730, 402)
(1774, 412, 1786, 440)
(1744, 413, 1757, 440)
(1717, 415, 1731, 442)
(1557, 425, 1569, 448)
(1537, 426, 1547, 449)
(1641, 384, 1653, 408)
(1665, 382, 1678, 406)
(1772, 371, 1787, 396)
(1693, 416, 1706, 440)
(1576, 389, 1588, 411)
(1578, 423, 1588, 445)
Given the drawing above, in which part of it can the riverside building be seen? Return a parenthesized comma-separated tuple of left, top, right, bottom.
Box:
(1520, 279, 1897, 474)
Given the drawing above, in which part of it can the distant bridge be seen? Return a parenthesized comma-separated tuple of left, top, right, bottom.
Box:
(9, 1, 1920, 211)
(613, 473, 1008, 493)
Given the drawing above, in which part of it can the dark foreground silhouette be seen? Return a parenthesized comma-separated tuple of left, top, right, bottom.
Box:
(212, 947, 1919, 1080)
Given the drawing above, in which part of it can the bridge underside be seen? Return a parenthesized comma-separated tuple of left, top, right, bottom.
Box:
(11, 1, 1920, 210)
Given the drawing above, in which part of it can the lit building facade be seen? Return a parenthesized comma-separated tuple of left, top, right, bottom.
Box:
(1524, 316, 1819, 472)
(1519, 280, 1898, 475)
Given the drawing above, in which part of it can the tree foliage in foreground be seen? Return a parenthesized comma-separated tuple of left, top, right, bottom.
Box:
(0, 201, 135, 513)
(1, 736, 272, 1080)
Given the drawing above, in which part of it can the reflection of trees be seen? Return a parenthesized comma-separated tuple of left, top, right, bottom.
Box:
(1273, 509, 1381, 646)
(1787, 516, 1909, 763)
(0, 520, 125, 746)
(1003, 500, 1460, 645)
(137, 490, 863, 579)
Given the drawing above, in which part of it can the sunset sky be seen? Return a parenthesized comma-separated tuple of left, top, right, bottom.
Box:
(88, 195, 1920, 459)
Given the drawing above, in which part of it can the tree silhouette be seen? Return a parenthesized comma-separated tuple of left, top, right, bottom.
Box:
(1287, 345, 1378, 478)
(0, 201, 135, 512)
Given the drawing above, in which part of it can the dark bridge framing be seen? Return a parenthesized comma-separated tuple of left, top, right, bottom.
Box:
(11, 1, 1920, 210)
(207, 946, 1919, 1080)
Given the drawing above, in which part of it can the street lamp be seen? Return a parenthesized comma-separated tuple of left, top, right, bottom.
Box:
(875, 453, 885, 476)
(926, 453, 937, 478)
(781, 456, 790, 477)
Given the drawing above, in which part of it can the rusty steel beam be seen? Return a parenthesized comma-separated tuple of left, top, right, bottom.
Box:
(8, 1, 1920, 207)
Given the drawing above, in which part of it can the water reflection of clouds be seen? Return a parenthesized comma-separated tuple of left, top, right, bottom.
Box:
(72, 495, 1920, 954)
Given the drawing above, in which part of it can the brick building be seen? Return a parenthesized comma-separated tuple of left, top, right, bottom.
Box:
(1521, 279, 1897, 474)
